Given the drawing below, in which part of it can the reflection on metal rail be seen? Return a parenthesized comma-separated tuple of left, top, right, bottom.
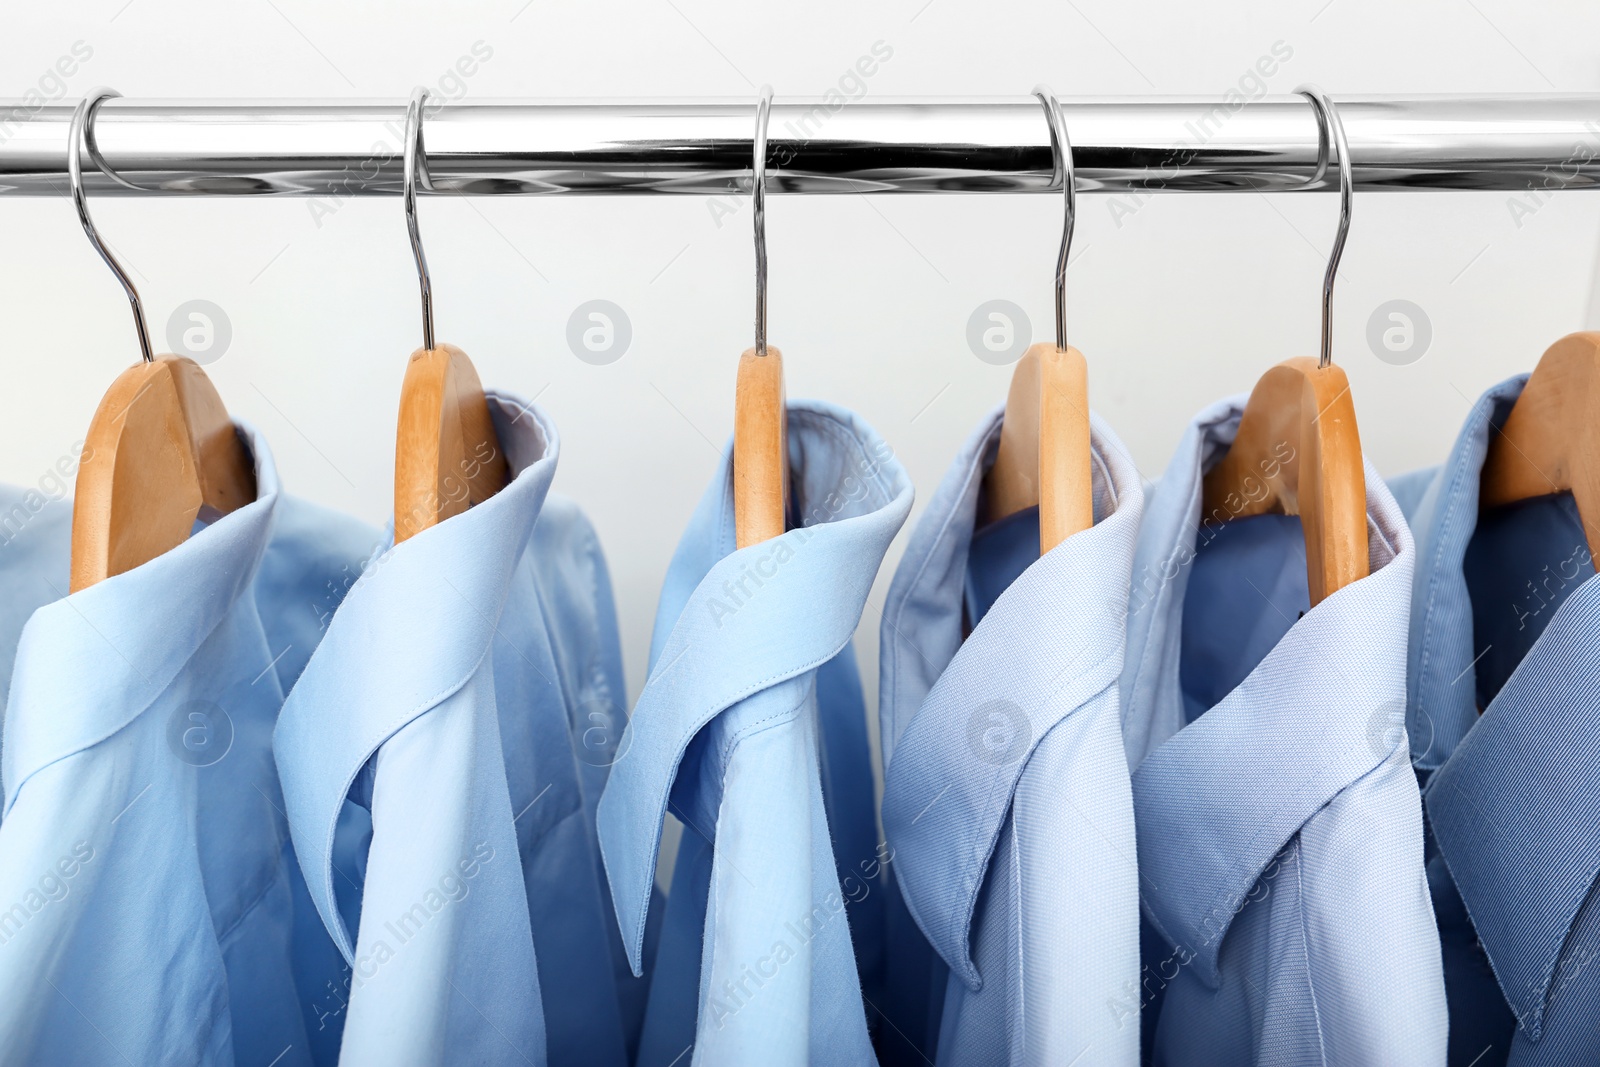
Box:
(2, 95, 1599, 196)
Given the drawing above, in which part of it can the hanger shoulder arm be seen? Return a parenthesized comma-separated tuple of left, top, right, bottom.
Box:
(71, 360, 202, 592)
(733, 345, 787, 549)
(983, 342, 1093, 552)
(1201, 356, 1367, 605)
(1480, 331, 1600, 557)
(394, 343, 509, 545)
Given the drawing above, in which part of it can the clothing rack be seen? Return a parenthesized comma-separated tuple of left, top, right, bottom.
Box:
(2, 95, 1599, 197)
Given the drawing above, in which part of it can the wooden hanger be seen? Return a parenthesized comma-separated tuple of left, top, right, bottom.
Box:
(983, 343, 1093, 551)
(65, 90, 255, 592)
(981, 87, 1093, 553)
(1480, 330, 1600, 559)
(393, 343, 508, 543)
(392, 89, 508, 545)
(1199, 87, 1368, 608)
(733, 86, 790, 549)
(72, 357, 256, 592)
(1200, 357, 1367, 605)
(734, 345, 787, 547)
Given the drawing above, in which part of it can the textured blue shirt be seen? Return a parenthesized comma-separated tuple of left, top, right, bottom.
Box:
(598, 400, 912, 1067)
(1397, 374, 1600, 1066)
(878, 406, 1143, 1066)
(276, 393, 631, 1067)
(0, 427, 377, 1067)
(1121, 396, 1447, 1066)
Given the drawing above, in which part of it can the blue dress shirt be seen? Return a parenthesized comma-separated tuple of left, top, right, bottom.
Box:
(877, 406, 1144, 1066)
(0, 425, 377, 1067)
(0, 484, 73, 746)
(276, 393, 630, 1067)
(1121, 396, 1448, 1066)
(598, 400, 912, 1067)
(1398, 374, 1600, 1066)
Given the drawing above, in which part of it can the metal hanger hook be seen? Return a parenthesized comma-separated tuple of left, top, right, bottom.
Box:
(1295, 85, 1352, 371)
(1032, 85, 1075, 352)
(752, 85, 773, 357)
(405, 87, 436, 351)
(69, 88, 154, 364)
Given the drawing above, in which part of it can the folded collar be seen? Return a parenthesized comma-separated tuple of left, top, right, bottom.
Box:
(1125, 397, 1415, 986)
(879, 409, 1143, 989)
(273, 391, 558, 959)
(877, 403, 1004, 773)
(1404, 374, 1529, 769)
(3, 421, 280, 811)
(1426, 570, 1600, 1039)
(597, 400, 913, 976)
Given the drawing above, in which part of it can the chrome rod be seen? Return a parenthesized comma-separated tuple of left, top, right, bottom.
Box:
(2, 95, 1599, 196)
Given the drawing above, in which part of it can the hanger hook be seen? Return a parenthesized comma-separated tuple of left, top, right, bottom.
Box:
(1032, 86, 1074, 352)
(69, 88, 153, 364)
(1295, 85, 1352, 371)
(752, 85, 773, 357)
(405, 87, 435, 351)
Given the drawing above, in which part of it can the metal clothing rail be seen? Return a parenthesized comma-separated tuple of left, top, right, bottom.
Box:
(2, 95, 1600, 197)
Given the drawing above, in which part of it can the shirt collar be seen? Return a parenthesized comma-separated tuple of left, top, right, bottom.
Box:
(1124, 396, 1415, 987)
(878, 407, 1143, 989)
(4, 421, 280, 811)
(273, 391, 558, 959)
(596, 400, 913, 976)
(1425, 574, 1600, 1040)
(1417, 390, 1600, 1039)
(878, 404, 1004, 772)
(1404, 374, 1530, 769)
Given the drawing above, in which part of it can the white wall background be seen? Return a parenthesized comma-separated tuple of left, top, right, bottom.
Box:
(5, 0, 1600, 745)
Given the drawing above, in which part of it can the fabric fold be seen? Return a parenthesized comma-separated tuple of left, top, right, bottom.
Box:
(877, 405, 1145, 1067)
(1120, 395, 1447, 1066)
(278, 392, 634, 1067)
(599, 399, 912, 1067)
(1400, 373, 1600, 1065)
(0, 423, 373, 1067)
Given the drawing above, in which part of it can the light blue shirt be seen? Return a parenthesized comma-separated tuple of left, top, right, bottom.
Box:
(598, 400, 912, 1067)
(0, 426, 378, 1067)
(1121, 396, 1447, 1066)
(1397, 374, 1600, 1066)
(878, 406, 1143, 1066)
(276, 393, 631, 1067)
(0, 484, 74, 742)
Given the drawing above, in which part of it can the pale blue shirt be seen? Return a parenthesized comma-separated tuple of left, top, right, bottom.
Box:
(0, 426, 377, 1067)
(598, 400, 912, 1067)
(1120, 396, 1448, 1066)
(276, 393, 631, 1067)
(878, 406, 1143, 1066)
(1397, 374, 1600, 1066)
(0, 484, 73, 742)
